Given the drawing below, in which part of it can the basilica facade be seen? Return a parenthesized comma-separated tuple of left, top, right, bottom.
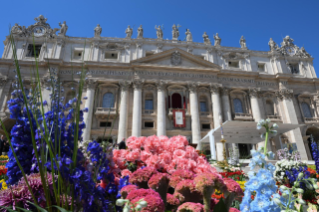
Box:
(0, 16, 318, 161)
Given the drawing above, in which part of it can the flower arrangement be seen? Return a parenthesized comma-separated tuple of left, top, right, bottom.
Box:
(220, 170, 246, 181)
(274, 159, 308, 185)
(277, 148, 301, 161)
(310, 137, 319, 173)
(117, 135, 244, 212)
(0, 155, 8, 166)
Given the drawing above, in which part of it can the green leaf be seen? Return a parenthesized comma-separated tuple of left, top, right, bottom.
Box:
(27, 201, 48, 212)
(49, 205, 72, 212)
(213, 198, 228, 212)
(15, 206, 34, 212)
(0, 206, 16, 212)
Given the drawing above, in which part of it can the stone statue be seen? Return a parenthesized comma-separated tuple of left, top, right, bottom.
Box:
(137, 25, 143, 39)
(213, 33, 221, 46)
(34, 15, 48, 25)
(185, 29, 193, 42)
(172, 24, 180, 40)
(58, 21, 68, 36)
(155, 25, 163, 39)
(202, 32, 211, 45)
(94, 24, 102, 37)
(268, 38, 277, 52)
(240, 36, 247, 49)
(282, 35, 294, 46)
(298, 46, 311, 58)
(125, 25, 133, 38)
(11, 23, 21, 34)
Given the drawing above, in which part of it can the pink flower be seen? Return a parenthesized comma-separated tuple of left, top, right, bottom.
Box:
(140, 150, 152, 162)
(145, 155, 160, 169)
(173, 149, 187, 159)
(194, 173, 225, 194)
(223, 178, 244, 196)
(148, 173, 170, 190)
(177, 202, 204, 212)
(127, 136, 146, 150)
(121, 169, 132, 177)
(126, 188, 165, 212)
(229, 208, 241, 212)
(129, 167, 158, 187)
(169, 170, 195, 188)
(167, 193, 180, 206)
(144, 135, 163, 154)
(158, 152, 172, 166)
(120, 185, 138, 199)
(169, 136, 188, 151)
(126, 188, 158, 200)
(185, 146, 199, 160)
(126, 149, 141, 162)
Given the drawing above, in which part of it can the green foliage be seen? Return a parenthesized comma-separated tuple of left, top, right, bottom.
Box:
(213, 198, 227, 212)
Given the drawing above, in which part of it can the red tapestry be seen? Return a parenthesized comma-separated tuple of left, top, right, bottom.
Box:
(173, 109, 186, 128)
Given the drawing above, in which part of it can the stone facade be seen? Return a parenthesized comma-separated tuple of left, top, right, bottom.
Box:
(0, 16, 318, 161)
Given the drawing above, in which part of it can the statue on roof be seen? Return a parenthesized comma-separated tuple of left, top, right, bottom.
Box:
(11, 23, 22, 34)
(281, 35, 294, 46)
(34, 15, 48, 26)
(155, 25, 163, 39)
(214, 33, 221, 46)
(202, 32, 211, 45)
(137, 25, 143, 39)
(125, 25, 133, 38)
(185, 29, 192, 42)
(94, 24, 102, 37)
(240, 36, 247, 49)
(268, 38, 278, 52)
(58, 21, 68, 36)
(172, 24, 180, 40)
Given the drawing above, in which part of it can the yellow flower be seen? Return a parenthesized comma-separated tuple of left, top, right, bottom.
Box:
(0, 179, 7, 190)
(236, 181, 246, 191)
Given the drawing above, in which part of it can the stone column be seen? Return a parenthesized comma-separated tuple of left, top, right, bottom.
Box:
(249, 88, 262, 122)
(276, 89, 308, 160)
(157, 81, 166, 136)
(188, 84, 201, 147)
(221, 88, 232, 121)
(82, 80, 96, 141)
(211, 85, 225, 161)
(117, 81, 131, 143)
(131, 80, 143, 137)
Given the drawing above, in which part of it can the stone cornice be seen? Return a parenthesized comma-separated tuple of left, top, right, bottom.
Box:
(131, 63, 220, 72)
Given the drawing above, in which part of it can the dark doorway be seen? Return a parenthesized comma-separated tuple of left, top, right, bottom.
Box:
(172, 93, 182, 108)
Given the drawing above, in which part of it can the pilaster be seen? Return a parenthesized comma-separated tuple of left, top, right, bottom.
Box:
(188, 83, 201, 148)
(156, 81, 167, 136)
(82, 79, 97, 141)
(131, 80, 143, 137)
(117, 81, 131, 143)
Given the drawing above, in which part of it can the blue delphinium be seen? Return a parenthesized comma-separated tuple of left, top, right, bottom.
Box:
(310, 138, 319, 172)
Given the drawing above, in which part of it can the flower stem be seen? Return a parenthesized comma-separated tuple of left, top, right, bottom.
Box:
(263, 128, 269, 155)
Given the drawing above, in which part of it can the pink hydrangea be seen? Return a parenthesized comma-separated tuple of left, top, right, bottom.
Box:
(167, 193, 180, 206)
(177, 202, 204, 212)
(223, 178, 244, 196)
(169, 170, 195, 188)
(194, 173, 225, 194)
(158, 152, 172, 166)
(145, 155, 160, 169)
(144, 135, 163, 154)
(131, 193, 165, 212)
(120, 185, 138, 199)
(185, 146, 199, 160)
(121, 169, 132, 177)
(126, 188, 159, 200)
(229, 208, 241, 212)
(148, 173, 170, 190)
(173, 149, 187, 159)
(126, 136, 146, 150)
(126, 149, 141, 162)
(129, 167, 158, 188)
(140, 150, 152, 161)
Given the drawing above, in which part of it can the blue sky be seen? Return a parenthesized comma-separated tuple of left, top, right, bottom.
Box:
(0, 0, 318, 73)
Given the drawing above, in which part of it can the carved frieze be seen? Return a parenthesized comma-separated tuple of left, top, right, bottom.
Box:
(275, 89, 293, 100)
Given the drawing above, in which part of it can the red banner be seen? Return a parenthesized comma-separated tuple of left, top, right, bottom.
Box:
(173, 109, 186, 128)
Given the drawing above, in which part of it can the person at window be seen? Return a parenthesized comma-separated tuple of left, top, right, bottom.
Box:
(118, 138, 126, 150)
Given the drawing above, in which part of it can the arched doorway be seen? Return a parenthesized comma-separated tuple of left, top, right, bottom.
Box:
(306, 127, 319, 160)
(172, 93, 182, 109)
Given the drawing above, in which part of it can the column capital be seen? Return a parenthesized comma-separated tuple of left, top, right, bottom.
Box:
(221, 87, 229, 95)
(188, 83, 199, 93)
(133, 79, 144, 90)
(119, 80, 131, 91)
(210, 84, 221, 94)
(156, 80, 167, 91)
(86, 79, 97, 89)
(275, 89, 293, 100)
(248, 88, 260, 98)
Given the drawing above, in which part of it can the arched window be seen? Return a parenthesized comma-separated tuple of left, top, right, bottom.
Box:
(199, 96, 208, 112)
(102, 92, 114, 108)
(145, 93, 153, 110)
(265, 100, 275, 115)
(233, 98, 243, 113)
(172, 93, 182, 109)
(301, 102, 312, 118)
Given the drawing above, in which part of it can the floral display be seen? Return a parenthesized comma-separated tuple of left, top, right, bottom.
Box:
(277, 148, 301, 161)
(274, 159, 308, 184)
(0, 155, 8, 166)
(310, 139, 319, 172)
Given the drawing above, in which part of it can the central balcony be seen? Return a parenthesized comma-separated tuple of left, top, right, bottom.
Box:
(233, 113, 254, 121)
(304, 117, 319, 124)
(266, 114, 281, 122)
(95, 107, 117, 119)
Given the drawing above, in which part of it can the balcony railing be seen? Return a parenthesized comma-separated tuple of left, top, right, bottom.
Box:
(200, 111, 210, 116)
(304, 117, 319, 124)
(143, 109, 155, 115)
(233, 113, 254, 121)
(266, 114, 281, 121)
(95, 107, 117, 118)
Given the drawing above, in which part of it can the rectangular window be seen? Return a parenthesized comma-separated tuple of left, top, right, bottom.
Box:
(289, 64, 299, 74)
(100, 122, 112, 127)
(26, 44, 42, 58)
(228, 61, 239, 68)
(73, 50, 83, 60)
(105, 52, 118, 60)
(144, 122, 154, 128)
(200, 102, 207, 112)
(202, 124, 210, 130)
(258, 63, 265, 72)
(145, 100, 153, 110)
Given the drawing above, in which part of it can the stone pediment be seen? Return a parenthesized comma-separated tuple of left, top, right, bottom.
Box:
(131, 48, 221, 70)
